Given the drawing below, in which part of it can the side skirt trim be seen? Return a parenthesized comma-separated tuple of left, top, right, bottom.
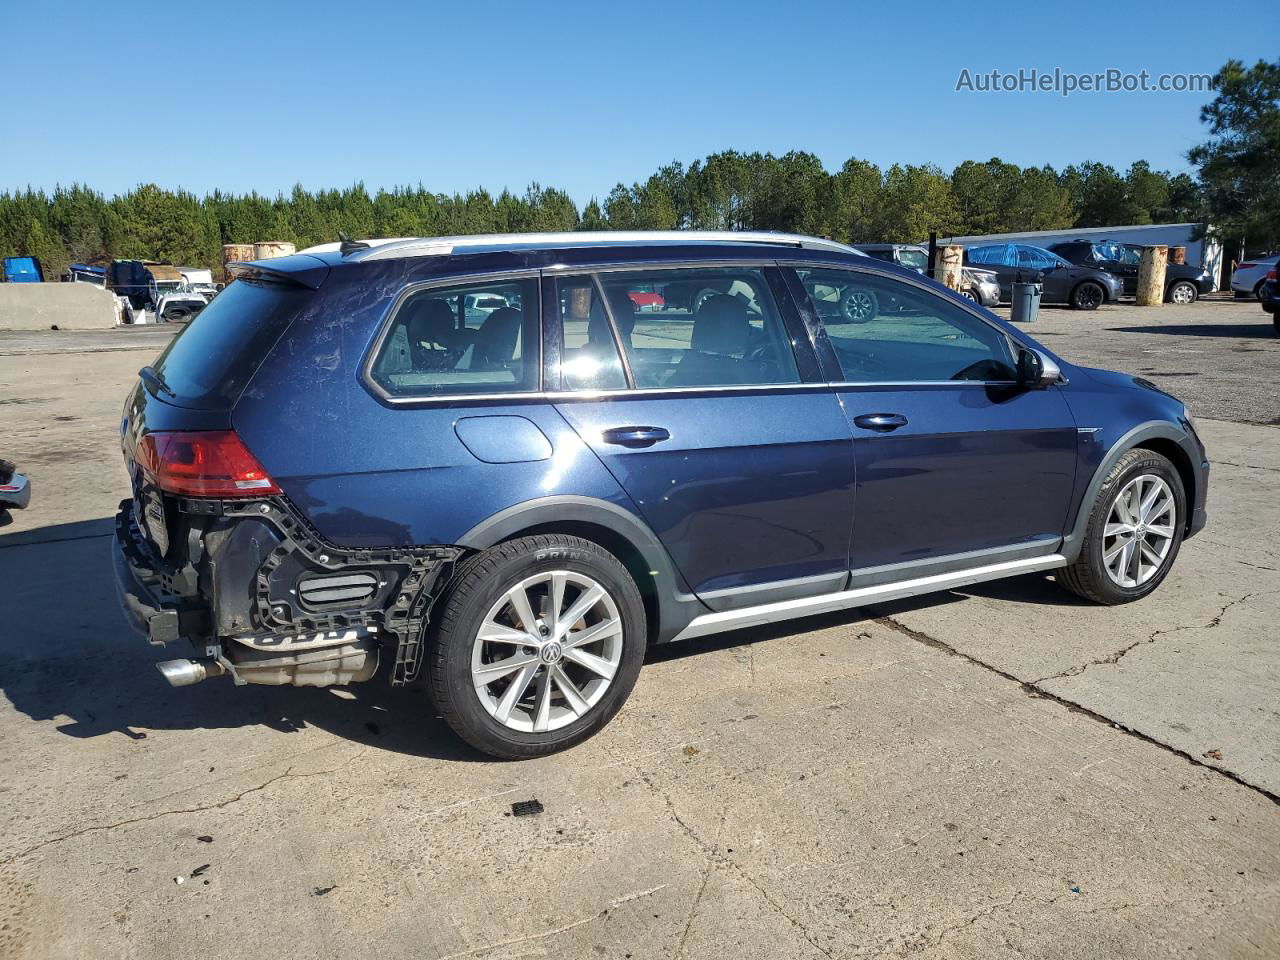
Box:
(671, 553, 1068, 642)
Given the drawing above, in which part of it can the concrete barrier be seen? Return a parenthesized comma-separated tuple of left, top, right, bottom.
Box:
(0, 283, 119, 330)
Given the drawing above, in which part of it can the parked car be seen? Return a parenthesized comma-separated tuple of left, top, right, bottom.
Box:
(1260, 270, 1278, 333)
(2, 256, 43, 283)
(0, 458, 30, 526)
(155, 291, 208, 323)
(965, 243, 1123, 309)
(1048, 240, 1215, 304)
(851, 243, 930, 273)
(1231, 254, 1280, 299)
(961, 268, 1001, 307)
(852, 243, 999, 306)
(113, 231, 1208, 758)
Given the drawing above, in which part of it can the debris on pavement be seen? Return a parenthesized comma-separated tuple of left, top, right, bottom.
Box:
(510, 799, 544, 817)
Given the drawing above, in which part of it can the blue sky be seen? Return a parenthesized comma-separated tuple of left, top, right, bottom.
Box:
(1, 1, 1270, 204)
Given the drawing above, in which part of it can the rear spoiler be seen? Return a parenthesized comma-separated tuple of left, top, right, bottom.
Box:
(226, 254, 330, 290)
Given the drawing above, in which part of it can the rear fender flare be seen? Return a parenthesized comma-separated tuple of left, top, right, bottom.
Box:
(455, 495, 705, 643)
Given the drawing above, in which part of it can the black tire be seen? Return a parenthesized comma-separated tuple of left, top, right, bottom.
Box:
(1070, 281, 1105, 310)
(1255, 280, 1268, 301)
(428, 534, 646, 759)
(1273, 314, 1279, 334)
(960, 289, 979, 303)
(1166, 280, 1198, 305)
(1058, 448, 1186, 605)
(839, 286, 879, 323)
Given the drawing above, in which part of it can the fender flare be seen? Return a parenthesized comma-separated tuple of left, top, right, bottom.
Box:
(1061, 420, 1199, 562)
(456, 495, 706, 642)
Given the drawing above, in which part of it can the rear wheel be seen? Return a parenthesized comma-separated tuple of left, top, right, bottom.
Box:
(1070, 281, 1105, 310)
(1167, 280, 1198, 304)
(428, 535, 645, 758)
(960, 288, 979, 303)
(1059, 449, 1185, 604)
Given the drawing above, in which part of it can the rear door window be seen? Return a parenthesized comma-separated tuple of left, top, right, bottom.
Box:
(370, 277, 540, 398)
(592, 267, 800, 389)
(149, 278, 309, 408)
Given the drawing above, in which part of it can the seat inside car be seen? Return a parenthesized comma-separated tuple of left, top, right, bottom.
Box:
(667, 294, 757, 387)
(472, 306, 522, 368)
(406, 298, 463, 371)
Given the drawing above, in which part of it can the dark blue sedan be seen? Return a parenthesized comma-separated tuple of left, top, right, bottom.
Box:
(112, 231, 1209, 757)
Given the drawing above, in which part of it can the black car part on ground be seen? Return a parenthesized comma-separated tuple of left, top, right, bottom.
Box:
(114, 493, 463, 686)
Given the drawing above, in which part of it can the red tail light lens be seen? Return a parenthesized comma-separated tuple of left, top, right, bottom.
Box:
(135, 431, 281, 498)
(1238, 262, 1257, 269)
(1268, 269, 1277, 280)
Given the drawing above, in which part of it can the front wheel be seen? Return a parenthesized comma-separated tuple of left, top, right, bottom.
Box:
(1167, 280, 1198, 305)
(1058, 449, 1185, 604)
(1071, 281, 1105, 310)
(428, 534, 646, 758)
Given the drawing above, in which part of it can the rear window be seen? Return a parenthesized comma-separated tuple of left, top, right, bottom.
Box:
(149, 279, 307, 408)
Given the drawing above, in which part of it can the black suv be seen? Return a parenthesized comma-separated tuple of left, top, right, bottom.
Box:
(1048, 240, 1215, 304)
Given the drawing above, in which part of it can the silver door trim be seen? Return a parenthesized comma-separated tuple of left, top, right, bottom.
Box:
(671, 553, 1067, 642)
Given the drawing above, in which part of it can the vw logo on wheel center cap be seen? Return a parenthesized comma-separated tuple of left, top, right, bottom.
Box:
(539, 642, 563, 664)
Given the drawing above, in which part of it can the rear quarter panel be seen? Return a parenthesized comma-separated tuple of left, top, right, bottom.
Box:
(230, 262, 636, 549)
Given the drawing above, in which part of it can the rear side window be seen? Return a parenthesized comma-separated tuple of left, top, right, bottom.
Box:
(370, 277, 540, 398)
(592, 267, 800, 389)
(150, 279, 307, 408)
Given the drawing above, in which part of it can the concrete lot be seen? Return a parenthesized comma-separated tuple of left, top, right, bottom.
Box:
(1, 298, 1278, 959)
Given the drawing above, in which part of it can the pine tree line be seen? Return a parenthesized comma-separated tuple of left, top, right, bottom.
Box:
(0, 153, 1201, 279)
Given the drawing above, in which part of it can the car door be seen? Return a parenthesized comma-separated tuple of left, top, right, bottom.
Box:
(785, 264, 1079, 577)
(547, 264, 856, 611)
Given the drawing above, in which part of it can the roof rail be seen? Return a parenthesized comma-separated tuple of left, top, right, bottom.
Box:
(299, 231, 864, 262)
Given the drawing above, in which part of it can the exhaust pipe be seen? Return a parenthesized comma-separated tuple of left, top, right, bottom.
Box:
(156, 658, 226, 687)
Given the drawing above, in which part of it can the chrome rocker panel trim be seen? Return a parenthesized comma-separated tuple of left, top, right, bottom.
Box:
(671, 553, 1068, 642)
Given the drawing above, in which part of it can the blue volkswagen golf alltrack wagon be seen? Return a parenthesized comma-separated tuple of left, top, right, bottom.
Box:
(113, 231, 1208, 757)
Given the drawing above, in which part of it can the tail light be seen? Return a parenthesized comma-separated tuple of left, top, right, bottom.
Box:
(135, 430, 281, 498)
(1238, 262, 1257, 269)
(1268, 269, 1277, 280)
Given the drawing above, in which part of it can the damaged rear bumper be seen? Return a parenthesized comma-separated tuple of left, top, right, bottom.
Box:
(112, 497, 462, 688)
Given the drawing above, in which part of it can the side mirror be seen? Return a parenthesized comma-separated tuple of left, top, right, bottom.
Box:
(1017, 347, 1060, 389)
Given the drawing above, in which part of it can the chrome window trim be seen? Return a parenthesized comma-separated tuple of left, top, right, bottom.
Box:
(361, 268, 544, 404)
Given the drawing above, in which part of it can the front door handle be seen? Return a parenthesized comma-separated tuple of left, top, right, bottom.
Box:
(601, 425, 671, 448)
(853, 413, 908, 432)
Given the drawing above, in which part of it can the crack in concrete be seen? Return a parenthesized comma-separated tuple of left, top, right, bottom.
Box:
(675, 808, 725, 959)
(0, 751, 365, 866)
(633, 766, 837, 959)
(1212, 459, 1280, 473)
(873, 616, 1280, 807)
(434, 884, 669, 960)
(1031, 591, 1261, 685)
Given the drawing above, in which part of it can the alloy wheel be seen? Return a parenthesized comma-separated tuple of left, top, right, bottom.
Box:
(1102, 474, 1177, 588)
(471, 571, 623, 733)
(840, 287, 878, 322)
(1169, 282, 1196, 305)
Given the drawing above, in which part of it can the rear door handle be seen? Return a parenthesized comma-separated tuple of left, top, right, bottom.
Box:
(853, 413, 908, 432)
(601, 426, 671, 447)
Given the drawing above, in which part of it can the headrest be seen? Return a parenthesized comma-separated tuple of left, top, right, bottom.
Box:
(691, 295, 749, 355)
(407, 298, 456, 344)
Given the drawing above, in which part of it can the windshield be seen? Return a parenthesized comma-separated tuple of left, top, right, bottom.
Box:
(897, 248, 928, 270)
